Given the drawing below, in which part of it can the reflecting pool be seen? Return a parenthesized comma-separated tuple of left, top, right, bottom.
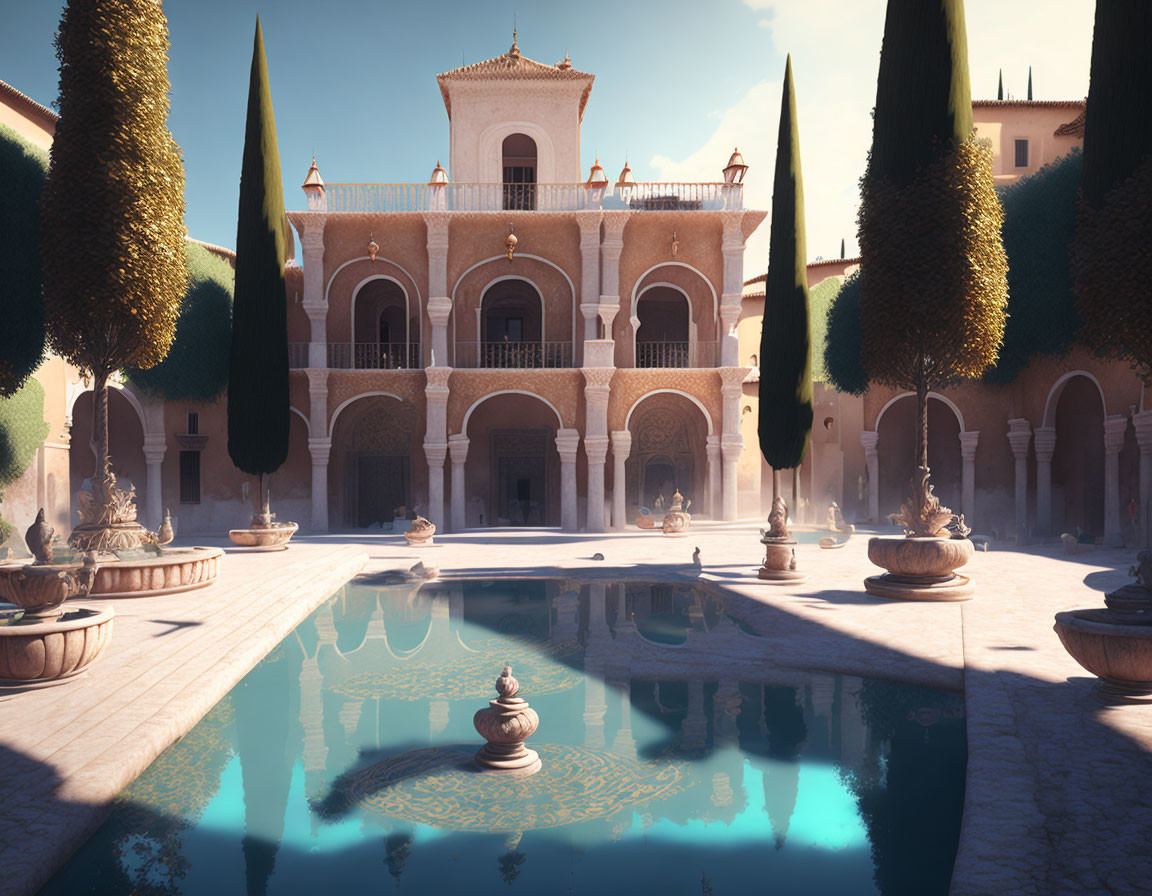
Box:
(45, 578, 966, 895)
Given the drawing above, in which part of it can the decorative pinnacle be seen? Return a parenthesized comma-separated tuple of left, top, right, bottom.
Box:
(495, 665, 519, 699)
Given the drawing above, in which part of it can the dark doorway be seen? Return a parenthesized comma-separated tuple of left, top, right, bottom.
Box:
(492, 430, 549, 525)
(356, 454, 410, 528)
(502, 133, 537, 210)
(643, 457, 679, 510)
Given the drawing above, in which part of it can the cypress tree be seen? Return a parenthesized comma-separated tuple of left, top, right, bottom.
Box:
(857, 0, 1007, 534)
(228, 18, 291, 512)
(40, 0, 188, 550)
(758, 56, 813, 505)
(1027, 65, 1033, 100)
(0, 125, 47, 397)
(1072, 1, 1152, 383)
(998, 69, 1003, 100)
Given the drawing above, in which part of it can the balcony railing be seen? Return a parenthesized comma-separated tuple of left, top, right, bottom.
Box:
(314, 181, 744, 214)
(455, 341, 574, 369)
(636, 341, 719, 368)
(288, 343, 420, 369)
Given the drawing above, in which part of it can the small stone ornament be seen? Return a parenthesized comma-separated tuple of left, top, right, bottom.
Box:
(473, 665, 541, 775)
(157, 509, 174, 546)
(25, 509, 54, 564)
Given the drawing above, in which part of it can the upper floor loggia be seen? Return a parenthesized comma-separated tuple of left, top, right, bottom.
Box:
(300, 32, 748, 214)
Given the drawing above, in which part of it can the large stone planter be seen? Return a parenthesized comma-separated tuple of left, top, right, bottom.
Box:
(1054, 609, 1152, 701)
(0, 605, 113, 684)
(90, 547, 222, 599)
(864, 536, 974, 601)
(404, 517, 436, 547)
(228, 522, 298, 551)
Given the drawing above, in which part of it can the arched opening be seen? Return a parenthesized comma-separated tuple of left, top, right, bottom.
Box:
(636, 286, 691, 368)
(352, 279, 417, 369)
(464, 393, 561, 527)
(626, 393, 710, 516)
(876, 396, 962, 518)
(330, 395, 424, 528)
(1052, 376, 1105, 537)
(502, 133, 537, 210)
(480, 279, 547, 368)
(69, 389, 146, 521)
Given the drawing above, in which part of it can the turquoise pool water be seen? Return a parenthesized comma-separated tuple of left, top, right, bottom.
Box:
(45, 577, 965, 895)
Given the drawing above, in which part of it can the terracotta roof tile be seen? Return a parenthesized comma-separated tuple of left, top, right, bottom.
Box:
(436, 43, 594, 121)
(1054, 108, 1086, 137)
(972, 99, 1085, 109)
(0, 79, 58, 131)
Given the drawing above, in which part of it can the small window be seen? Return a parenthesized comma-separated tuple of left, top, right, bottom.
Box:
(179, 451, 201, 503)
(187, 411, 199, 435)
(1014, 138, 1029, 168)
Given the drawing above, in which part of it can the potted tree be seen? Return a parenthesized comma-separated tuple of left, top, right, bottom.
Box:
(757, 56, 813, 583)
(226, 19, 297, 551)
(856, 0, 1008, 600)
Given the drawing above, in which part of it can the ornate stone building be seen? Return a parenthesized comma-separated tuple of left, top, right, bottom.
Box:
(283, 34, 765, 532)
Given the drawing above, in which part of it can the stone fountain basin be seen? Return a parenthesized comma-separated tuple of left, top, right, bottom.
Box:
(868, 536, 973, 577)
(0, 605, 113, 683)
(0, 563, 95, 617)
(1054, 609, 1152, 693)
(228, 522, 298, 550)
(91, 547, 222, 599)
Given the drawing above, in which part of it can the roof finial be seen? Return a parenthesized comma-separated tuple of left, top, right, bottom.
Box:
(509, 24, 520, 59)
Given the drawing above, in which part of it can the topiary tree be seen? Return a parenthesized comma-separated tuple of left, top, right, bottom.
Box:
(857, 0, 1008, 535)
(823, 272, 869, 396)
(40, 0, 188, 552)
(0, 379, 51, 546)
(128, 242, 234, 402)
(0, 124, 48, 398)
(807, 275, 844, 384)
(984, 150, 1083, 385)
(227, 18, 291, 518)
(1072, 1, 1152, 384)
(758, 56, 813, 511)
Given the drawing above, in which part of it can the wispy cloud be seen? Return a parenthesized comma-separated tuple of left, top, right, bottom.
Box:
(654, 0, 1094, 277)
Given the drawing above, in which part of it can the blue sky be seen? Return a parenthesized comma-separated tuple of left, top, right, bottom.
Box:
(0, 1, 1094, 273)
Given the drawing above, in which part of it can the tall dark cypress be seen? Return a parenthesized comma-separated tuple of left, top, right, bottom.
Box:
(1027, 66, 1033, 100)
(857, 0, 1007, 534)
(228, 18, 290, 505)
(758, 56, 813, 497)
(1072, 1, 1152, 385)
(997, 69, 1003, 100)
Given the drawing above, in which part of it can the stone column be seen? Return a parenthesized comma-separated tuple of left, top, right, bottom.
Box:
(1033, 426, 1057, 537)
(424, 213, 450, 366)
(958, 431, 979, 524)
(861, 431, 879, 523)
(1104, 414, 1128, 544)
(424, 367, 451, 527)
(576, 211, 602, 348)
(719, 212, 746, 367)
(306, 369, 330, 531)
(1007, 418, 1032, 539)
(706, 435, 721, 518)
(448, 434, 469, 532)
(299, 219, 328, 369)
(308, 438, 331, 532)
(1134, 412, 1152, 546)
(600, 213, 628, 361)
(556, 428, 580, 531)
(719, 367, 746, 520)
(142, 434, 166, 531)
(611, 430, 632, 530)
(583, 368, 612, 533)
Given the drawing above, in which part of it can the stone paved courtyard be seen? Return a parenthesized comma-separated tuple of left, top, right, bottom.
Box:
(1, 524, 1150, 895)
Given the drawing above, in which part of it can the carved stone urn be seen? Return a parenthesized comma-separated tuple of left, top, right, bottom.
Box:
(661, 490, 692, 536)
(404, 516, 436, 546)
(473, 665, 541, 775)
(865, 468, 973, 601)
(758, 496, 806, 583)
(229, 490, 298, 551)
(0, 556, 99, 621)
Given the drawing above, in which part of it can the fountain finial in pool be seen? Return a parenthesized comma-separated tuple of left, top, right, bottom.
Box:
(474, 665, 541, 775)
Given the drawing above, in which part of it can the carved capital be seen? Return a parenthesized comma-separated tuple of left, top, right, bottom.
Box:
(601, 211, 630, 239)
(860, 430, 879, 457)
(1104, 414, 1129, 454)
(424, 212, 450, 250)
(705, 434, 721, 454)
(305, 368, 330, 395)
(575, 210, 602, 239)
(582, 367, 614, 391)
(301, 223, 326, 253)
(555, 428, 581, 462)
(423, 439, 448, 467)
(142, 433, 167, 465)
(448, 433, 470, 464)
(721, 211, 745, 247)
(1007, 418, 1033, 459)
(610, 430, 632, 458)
(958, 430, 980, 462)
(427, 296, 452, 327)
(1033, 426, 1058, 462)
(308, 437, 332, 466)
(1134, 411, 1152, 453)
(597, 303, 619, 331)
(584, 435, 610, 464)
